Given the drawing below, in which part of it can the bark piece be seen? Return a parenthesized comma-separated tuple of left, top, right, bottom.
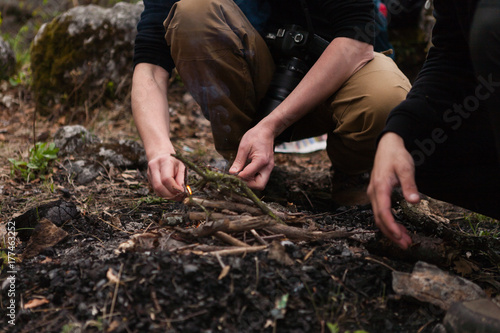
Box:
(392, 261, 486, 310)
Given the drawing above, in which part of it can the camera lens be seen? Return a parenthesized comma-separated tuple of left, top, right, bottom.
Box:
(257, 57, 309, 141)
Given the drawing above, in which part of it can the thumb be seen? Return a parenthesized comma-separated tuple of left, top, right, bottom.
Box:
(398, 168, 420, 204)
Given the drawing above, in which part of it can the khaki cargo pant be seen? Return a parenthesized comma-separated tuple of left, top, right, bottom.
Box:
(164, 0, 411, 175)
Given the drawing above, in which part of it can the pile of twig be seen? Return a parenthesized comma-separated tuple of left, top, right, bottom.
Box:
(165, 154, 361, 256)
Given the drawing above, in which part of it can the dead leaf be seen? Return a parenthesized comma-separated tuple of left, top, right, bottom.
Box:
(39, 257, 53, 264)
(107, 320, 120, 332)
(267, 241, 294, 266)
(453, 257, 479, 275)
(22, 218, 68, 259)
(121, 172, 135, 179)
(24, 298, 49, 309)
(218, 265, 231, 280)
(106, 268, 121, 284)
(303, 248, 316, 261)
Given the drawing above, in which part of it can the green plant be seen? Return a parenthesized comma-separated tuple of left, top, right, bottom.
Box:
(9, 142, 59, 182)
(464, 213, 500, 238)
(326, 323, 369, 333)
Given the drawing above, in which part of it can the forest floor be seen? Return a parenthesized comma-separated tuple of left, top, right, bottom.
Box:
(1, 1, 499, 332)
(1, 79, 500, 333)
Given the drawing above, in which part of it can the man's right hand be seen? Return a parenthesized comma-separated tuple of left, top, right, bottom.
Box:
(367, 132, 420, 249)
(147, 153, 186, 201)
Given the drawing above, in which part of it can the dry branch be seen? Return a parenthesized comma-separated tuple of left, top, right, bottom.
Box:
(183, 211, 362, 242)
(265, 224, 360, 242)
(185, 197, 263, 216)
(186, 200, 289, 220)
(175, 215, 276, 238)
(395, 193, 500, 253)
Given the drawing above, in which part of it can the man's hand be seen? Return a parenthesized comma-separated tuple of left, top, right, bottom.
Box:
(367, 132, 420, 249)
(147, 152, 186, 201)
(229, 125, 275, 190)
(132, 64, 186, 201)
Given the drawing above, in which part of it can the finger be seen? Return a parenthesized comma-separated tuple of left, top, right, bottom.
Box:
(174, 162, 186, 190)
(229, 146, 249, 175)
(245, 162, 274, 190)
(388, 224, 412, 249)
(238, 157, 268, 181)
(160, 163, 186, 200)
(369, 176, 412, 248)
(148, 161, 183, 200)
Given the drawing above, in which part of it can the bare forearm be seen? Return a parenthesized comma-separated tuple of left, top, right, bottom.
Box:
(261, 37, 374, 137)
(131, 64, 174, 159)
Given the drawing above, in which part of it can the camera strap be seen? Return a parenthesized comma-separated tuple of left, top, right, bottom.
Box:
(299, 0, 315, 36)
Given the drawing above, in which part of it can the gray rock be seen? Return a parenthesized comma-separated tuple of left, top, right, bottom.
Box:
(95, 139, 147, 169)
(0, 36, 16, 80)
(54, 125, 101, 155)
(65, 160, 105, 185)
(55, 125, 146, 184)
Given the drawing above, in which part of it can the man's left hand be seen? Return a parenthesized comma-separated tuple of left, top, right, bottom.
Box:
(229, 125, 275, 190)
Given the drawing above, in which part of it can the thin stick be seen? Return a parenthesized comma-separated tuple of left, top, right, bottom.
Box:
(215, 231, 250, 247)
(208, 245, 268, 256)
(250, 229, 268, 245)
(109, 263, 123, 320)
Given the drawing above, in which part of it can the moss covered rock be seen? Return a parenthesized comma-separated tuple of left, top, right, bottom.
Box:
(30, 2, 143, 115)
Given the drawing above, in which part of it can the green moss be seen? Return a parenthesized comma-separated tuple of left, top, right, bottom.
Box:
(30, 13, 118, 115)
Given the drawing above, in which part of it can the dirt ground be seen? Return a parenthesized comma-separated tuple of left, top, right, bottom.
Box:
(1, 78, 500, 333)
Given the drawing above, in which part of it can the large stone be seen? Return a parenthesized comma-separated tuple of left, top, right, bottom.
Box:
(54, 125, 147, 184)
(30, 1, 143, 114)
(0, 36, 16, 80)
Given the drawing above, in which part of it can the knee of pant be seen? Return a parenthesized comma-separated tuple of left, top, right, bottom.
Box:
(167, 0, 222, 31)
(362, 84, 409, 126)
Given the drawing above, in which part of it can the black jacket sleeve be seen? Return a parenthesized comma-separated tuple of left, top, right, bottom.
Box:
(133, 0, 177, 74)
(382, 0, 479, 148)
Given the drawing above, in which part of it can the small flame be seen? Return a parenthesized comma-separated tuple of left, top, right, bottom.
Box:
(186, 185, 192, 196)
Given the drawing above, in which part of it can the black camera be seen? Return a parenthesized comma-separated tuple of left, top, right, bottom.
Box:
(256, 24, 329, 141)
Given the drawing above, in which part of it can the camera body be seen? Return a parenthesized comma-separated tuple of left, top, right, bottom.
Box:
(257, 25, 329, 141)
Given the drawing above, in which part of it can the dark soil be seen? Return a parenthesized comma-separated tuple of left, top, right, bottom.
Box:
(2, 79, 499, 332)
